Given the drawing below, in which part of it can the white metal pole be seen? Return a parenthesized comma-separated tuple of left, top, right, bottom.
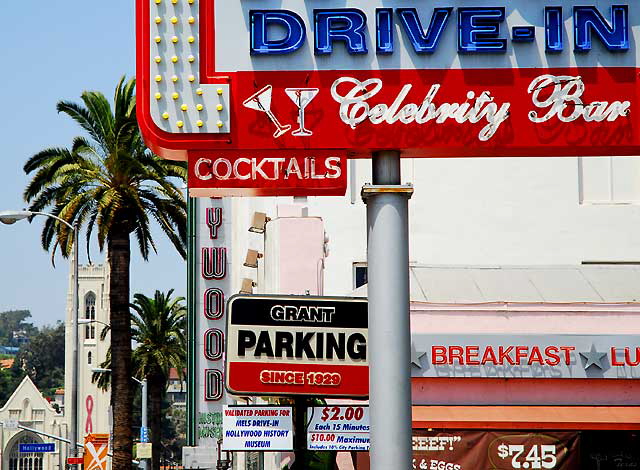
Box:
(363, 151, 413, 470)
(140, 379, 148, 469)
(70, 221, 80, 467)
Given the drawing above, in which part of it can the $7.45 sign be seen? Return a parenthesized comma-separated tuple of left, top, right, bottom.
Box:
(496, 444, 557, 469)
(307, 406, 370, 451)
(486, 433, 577, 470)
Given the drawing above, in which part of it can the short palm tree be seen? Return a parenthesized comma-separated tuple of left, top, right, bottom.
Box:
(130, 290, 186, 470)
(23, 77, 187, 469)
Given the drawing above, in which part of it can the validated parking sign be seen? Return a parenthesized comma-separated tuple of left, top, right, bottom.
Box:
(226, 295, 368, 397)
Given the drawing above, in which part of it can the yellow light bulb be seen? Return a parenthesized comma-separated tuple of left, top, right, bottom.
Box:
(172, 92, 179, 100)
(216, 121, 224, 128)
(171, 75, 179, 83)
(154, 36, 162, 43)
(196, 104, 204, 111)
(155, 93, 162, 100)
(155, 16, 162, 24)
(188, 75, 195, 82)
(181, 104, 188, 111)
(155, 0, 161, 4)
(162, 112, 169, 119)
(171, 55, 178, 63)
(188, 36, 195, 43)
(187, 55, 195, 63)
(154, 56, 162, 63)
(188, 16, 195, 24)
(188, 0, 194, 4)
(216, 104, 223, 112)
(155, 75, 162, 82)
(196, 88, 203, 95)
(171, 36, 178, 43)
(172, 0, 178, 4)
(170, 16, 178, 24)
(196, 120, 203, 127)
(177, 120, 184, 128)
(216, 88, 223, 96)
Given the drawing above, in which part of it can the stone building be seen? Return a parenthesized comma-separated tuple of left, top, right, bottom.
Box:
(0, 376, 66, 469)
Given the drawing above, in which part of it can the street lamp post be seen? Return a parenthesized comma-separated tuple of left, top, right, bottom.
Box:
(92, 367, 149, 469)
(0, 210, 80, 467)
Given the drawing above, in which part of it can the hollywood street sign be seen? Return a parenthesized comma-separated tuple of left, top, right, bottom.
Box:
(226, 295, 368, 397)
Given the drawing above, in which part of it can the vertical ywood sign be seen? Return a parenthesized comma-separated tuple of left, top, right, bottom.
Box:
(194, 197, 232, 452)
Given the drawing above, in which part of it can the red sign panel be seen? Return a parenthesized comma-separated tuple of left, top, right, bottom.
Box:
(136, 0, 640, 160)
(189, 151, 347, 197)
(412, 430, 580, 470)
(226, 295, 368, 397)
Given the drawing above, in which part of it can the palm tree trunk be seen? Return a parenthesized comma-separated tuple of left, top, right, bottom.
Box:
(109, 225, 133, 469)
(148, 369, 165, 470)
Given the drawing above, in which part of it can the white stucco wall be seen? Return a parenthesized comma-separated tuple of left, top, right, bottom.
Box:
(230, 157, 640, 296)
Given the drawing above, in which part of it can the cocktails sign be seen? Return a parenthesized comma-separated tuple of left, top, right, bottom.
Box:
(137, 0, 640, 170)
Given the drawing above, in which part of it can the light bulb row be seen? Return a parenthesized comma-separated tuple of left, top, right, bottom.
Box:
(150, 0, 227, 132)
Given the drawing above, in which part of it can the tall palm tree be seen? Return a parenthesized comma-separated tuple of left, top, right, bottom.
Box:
(23, 77, 187, 469)
(130, 290, 186, 470)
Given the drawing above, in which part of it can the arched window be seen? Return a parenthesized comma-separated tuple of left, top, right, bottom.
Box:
(7, 432, 43, 470)
(88, 351, 92, 365)
(85, 292, 96, 340)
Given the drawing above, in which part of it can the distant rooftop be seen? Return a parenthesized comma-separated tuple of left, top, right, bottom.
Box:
(352, 265, 640, 303)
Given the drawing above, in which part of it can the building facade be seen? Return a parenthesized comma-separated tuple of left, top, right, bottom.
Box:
(64, 263, 111, 443)
(0, 376, 66, 470)
(209, 155, 640, 469)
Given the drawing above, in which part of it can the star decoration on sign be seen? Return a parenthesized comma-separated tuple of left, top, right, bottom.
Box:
(411, 342, 426, 368)
(579, 344, 608, 370)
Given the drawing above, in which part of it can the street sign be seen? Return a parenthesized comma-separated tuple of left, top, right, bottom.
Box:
(67, 457, 84, 465)
(140, 426, 149, 443)
(137, 442, 153, 459)
(138, 0, 640, 166)
(226, 295, 368, 397)
(222, 406, 294, 451)
(84, 434, 110, 470)
(19, 443, 55, 453)
(3, 420, 18, 430)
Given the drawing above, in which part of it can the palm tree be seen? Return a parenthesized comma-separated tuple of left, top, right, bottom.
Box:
(130, 290, 186, 470)
(23, 77, 187, 469)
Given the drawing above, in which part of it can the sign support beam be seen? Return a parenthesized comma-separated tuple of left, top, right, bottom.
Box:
(363, 151, 413, 470)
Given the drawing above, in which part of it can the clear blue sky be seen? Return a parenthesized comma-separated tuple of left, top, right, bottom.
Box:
(0, 1, 185, 327)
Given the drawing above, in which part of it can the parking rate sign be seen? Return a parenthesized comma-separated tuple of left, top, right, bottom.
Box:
(138, 0, 640, 161)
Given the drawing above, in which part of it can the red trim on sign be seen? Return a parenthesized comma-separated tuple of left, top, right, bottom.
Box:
(227, 362, 369, 397)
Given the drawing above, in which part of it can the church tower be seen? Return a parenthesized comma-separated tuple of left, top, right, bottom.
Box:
(64, 263, 111, 441)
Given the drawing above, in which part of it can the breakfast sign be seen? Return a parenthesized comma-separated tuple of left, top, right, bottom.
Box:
(137, 0, 640, 191)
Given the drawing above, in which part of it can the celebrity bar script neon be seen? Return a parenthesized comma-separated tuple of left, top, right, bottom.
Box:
(226, 295, 369, 397)
(137, 0, 640, 163)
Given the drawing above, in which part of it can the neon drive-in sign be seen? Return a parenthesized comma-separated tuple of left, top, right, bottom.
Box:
(137, 0, 640, 193)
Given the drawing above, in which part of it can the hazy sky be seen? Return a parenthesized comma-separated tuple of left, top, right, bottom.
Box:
(0, 1, 186, 326)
